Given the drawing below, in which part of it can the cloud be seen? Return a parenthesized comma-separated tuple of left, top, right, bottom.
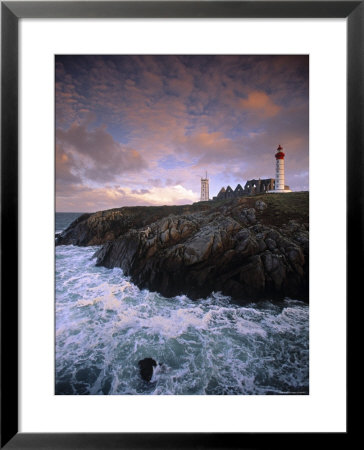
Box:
(170, 130, 240, 163)
(55, 144, 81, 184)
(56, 184, 199, 212)
(55, 55, 309, 210)
(148, 178, 163, 187)
(56, 123, 148, 183)
(135, 185, 198, 205)
(239, 91, 281, 118)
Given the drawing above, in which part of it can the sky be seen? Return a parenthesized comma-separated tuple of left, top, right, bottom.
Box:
(56, 55, 309, 212)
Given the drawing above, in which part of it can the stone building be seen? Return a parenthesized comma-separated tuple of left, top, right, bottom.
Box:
(200, 174, 209, 201)
(213, 178, 276, 200)
(244, 178, 275, 194)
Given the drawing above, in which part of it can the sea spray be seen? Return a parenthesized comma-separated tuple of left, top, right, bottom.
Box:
(55, 213, 309, 395)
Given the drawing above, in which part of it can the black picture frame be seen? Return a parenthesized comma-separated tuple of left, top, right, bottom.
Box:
(1, 1, 357, 448)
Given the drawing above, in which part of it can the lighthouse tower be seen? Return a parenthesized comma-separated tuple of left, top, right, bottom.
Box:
(200, 173, 209, 201)
(275, 144, 286, 191)
(268, 144, 291, 193)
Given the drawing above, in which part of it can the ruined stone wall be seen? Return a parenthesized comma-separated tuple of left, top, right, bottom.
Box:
(214, 179, 275, 200)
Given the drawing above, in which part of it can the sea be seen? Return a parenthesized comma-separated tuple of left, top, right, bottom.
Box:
(56, 212, 309, 395)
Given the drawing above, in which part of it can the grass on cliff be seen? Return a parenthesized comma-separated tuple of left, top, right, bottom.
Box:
(102, 202, 214, 221)
(89, 191, 308, 228)
(233, 191, 309, 227)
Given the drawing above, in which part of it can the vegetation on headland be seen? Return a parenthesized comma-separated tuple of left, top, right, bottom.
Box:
(57, 192, 308, 246)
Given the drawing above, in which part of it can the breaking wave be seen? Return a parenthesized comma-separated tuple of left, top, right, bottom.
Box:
(56, 244, 309, 395)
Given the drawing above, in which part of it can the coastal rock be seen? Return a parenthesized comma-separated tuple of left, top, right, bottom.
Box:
(94, 196, 309, 303)
(56, 204, 213, 246)
(255, 200, 267, 211)
(138, 358, 157, 382)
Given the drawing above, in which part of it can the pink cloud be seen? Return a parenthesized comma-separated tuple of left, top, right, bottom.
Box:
(55, 56, 309, 210)
(239, 91, 281, 118)
(56, 183, 198, 213)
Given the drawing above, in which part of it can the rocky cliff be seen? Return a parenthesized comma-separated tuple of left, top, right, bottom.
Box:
(56, 203, 214, 246)
(81, 192, 309, 304)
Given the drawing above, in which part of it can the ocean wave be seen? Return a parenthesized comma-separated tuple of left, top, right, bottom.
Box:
(56, 245, 309, 395)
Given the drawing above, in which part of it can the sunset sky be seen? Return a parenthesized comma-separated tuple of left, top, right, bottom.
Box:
(56, 55, 309, 212)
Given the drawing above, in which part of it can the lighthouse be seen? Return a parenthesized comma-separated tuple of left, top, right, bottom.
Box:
(200, 172, 209, 201)
(267, 144, 291, 193)
(273, 145, 291, 193)
(275, 144, 285, 191)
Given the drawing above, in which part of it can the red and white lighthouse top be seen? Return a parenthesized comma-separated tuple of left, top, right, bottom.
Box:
(275, 144, 285, 160)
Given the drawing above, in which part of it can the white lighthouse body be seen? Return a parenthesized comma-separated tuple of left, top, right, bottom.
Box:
(275, 145, 285, 190)
(200, 175, 209, 201)
(273, 145, 291, 193)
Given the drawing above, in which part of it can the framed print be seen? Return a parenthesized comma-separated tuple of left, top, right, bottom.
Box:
(1, 1, 358, 448)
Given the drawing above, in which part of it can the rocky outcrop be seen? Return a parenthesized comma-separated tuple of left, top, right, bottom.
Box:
(56, 210, 136, 246)
(56, 204, 214, 246)
(94, 196, 309, 304)
(138, 358, 157, 382)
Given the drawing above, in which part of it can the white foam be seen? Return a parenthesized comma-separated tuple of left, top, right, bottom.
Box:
(55, 245, 309, 395)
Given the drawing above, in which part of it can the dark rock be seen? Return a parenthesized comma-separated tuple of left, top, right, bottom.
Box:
(239, 208, 256, 225)
(255, 200, 267, 211)
(94, 198, 309, 303)
(56, 204, 214, 247)
(265, 237, 277, 251)
(138, 358, 157, 382)
(58, 193, 309, 303)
